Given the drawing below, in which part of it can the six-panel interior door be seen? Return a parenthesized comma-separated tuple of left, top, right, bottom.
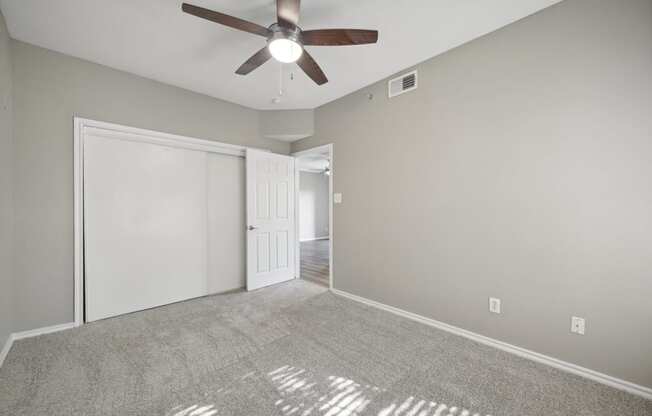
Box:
(246, 149, 296, 290)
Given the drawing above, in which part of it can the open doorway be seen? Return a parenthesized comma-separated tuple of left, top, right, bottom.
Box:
(293, 144, 333, 288)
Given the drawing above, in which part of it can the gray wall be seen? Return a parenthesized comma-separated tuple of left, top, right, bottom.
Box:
(11, 40, 290, 332)
(0, 11, 13, 348)
(293, 0, 652, 388)
(299, 171, 329, 241)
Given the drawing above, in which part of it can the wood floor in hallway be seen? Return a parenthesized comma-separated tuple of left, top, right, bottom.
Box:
(300, 239, 329, 287)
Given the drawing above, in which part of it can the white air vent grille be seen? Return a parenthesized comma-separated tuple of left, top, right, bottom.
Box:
(388, 70, 418, 98)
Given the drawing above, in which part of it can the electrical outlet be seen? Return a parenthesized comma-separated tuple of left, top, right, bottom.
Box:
(489, 297, 501, 314)
(571, 316, 586, 335)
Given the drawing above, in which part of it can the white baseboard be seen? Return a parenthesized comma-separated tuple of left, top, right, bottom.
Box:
(331, 288, 652, 401)
(0, 334, 12, 368)
(12, 322, 76, 340)
(0, 322, 75, 368)
(300, 236, 329, 242)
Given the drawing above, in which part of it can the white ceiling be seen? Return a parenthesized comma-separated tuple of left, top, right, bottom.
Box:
(0, 0, 562, 110)
(297, 148, 329, 171)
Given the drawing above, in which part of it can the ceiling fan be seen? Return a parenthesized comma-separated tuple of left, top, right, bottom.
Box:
(182, 0, 379, 86)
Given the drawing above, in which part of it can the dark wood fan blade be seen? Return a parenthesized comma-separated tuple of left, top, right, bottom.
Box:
(276, 0, 301, 28)
(236, 47, 273, 75)
(302, 29, 379, 46)
(297, 50, 328, 85)
(182, 3, 271, 37)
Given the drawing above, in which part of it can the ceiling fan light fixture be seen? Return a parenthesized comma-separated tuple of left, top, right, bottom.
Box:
(182, 1, 378, 85)
(268, 37, 303, 63)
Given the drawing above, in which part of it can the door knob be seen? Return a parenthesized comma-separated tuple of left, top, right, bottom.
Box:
(248, 225, 258, 231)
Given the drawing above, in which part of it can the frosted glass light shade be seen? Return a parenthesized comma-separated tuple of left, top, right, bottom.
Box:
(268, 38, 303, 63)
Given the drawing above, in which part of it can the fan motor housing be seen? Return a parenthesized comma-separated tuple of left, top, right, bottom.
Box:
(267, 23, 302, 45)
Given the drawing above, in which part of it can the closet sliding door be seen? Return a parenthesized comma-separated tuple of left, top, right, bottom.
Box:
(84, 134, 208, 322)
(207, 153, 246, 294)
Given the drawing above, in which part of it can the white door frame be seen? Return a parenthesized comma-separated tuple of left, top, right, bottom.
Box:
(292, 144, 334, 289)
(73, 117, 265, 327)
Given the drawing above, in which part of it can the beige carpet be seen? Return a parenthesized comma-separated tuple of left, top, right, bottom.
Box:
(0, 279, 650, 415)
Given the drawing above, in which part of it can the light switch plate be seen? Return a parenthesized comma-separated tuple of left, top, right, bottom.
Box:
(489, 297, 501, 314)
(334, 193, 342, 204)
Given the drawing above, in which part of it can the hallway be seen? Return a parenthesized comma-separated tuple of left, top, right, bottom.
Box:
(300, 239, 329, 287)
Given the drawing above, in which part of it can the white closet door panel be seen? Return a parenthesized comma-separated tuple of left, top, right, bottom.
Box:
(84, 135, 207, 322)
(207, 153, 246, 294)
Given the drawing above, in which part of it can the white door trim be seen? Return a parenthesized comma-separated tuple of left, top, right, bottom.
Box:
(292, 144, 334, 290)
(73, 117, 266, 327)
